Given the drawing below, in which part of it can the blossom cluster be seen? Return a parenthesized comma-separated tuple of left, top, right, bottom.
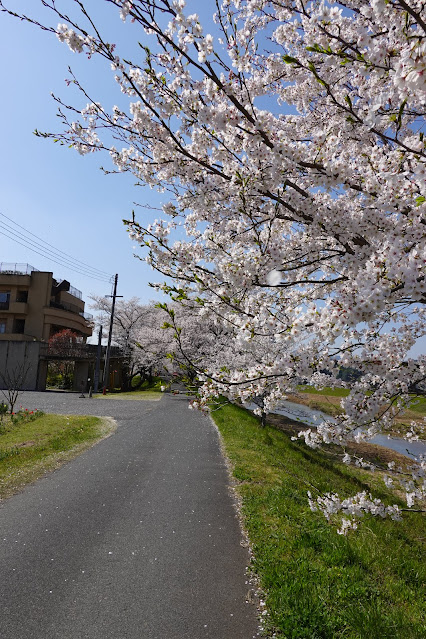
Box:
(308, 490, 402, 535)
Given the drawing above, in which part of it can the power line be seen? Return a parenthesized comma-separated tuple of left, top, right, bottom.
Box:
(0, 223, 111, 282)
(0, 228, 112, 283)
(0, 211, 112, 278)
(0, 212, 114, 283)
(0, 227, 112, 283)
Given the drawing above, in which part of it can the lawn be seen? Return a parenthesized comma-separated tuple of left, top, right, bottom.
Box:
(298, 386, 350, 397)
(94, 389, 162, 400)
(0, 411, 115, 500)
(94, 376, 164, 400)
(211, 402, 426, 639)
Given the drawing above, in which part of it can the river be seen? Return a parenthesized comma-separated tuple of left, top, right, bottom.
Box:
(251, 399, 426, 459)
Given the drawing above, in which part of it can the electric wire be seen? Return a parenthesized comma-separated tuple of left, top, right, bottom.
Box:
(0, 227, 113, 283)
(0, 212, 114, 283)
(0, 211, 113, 280)
(0, 222, 112, 283)
(0, 211, 112, 278)
(0, 227, 112, 283)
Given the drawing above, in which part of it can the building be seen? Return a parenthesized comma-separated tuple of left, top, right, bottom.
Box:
(0, 263, 93, 391)
(0, 264, 92, 341)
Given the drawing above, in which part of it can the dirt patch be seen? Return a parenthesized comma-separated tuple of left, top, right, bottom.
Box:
(266, 413, 308, 437)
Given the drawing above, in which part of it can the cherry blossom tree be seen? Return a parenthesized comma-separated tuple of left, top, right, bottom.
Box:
(156, 300, 247, 385)
(90, 296, 165, 387)
(2, 0, 425, 526)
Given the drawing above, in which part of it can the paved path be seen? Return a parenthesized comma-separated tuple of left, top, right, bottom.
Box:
(0, 392, 259, 639)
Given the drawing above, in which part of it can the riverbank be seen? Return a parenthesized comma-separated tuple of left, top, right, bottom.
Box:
(287, 389, 426, 440)
(212, 402, 426, 638)
(266, 412, 412, 469)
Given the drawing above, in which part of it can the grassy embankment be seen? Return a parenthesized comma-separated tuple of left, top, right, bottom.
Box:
(287, 386, 426, 439)
(0, 410, 115, 500)
(211, 402, 425, 639)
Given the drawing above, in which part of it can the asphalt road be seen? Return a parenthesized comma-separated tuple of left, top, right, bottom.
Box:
(0, 391, 259, 639)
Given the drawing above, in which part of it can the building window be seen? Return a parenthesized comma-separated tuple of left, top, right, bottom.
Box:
(13, 318, 25, 334)
(0, 320, 6, 334)
(0, 291, 10, 310)
(16, 290, 28, 303)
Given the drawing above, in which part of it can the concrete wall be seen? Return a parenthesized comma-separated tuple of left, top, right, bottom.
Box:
(0, 341, 42, 391)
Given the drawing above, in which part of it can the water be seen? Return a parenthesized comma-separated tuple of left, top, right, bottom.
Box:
(271, 400, 331, 427)
(367, 434, 425, 458)
(249, 399, 426, 459)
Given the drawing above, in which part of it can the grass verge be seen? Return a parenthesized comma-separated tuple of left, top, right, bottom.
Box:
(94, 377, 164, 400)
(211, 402, 425, 639)
(93, 390, 162, 400)
(0, 413, 116, 500)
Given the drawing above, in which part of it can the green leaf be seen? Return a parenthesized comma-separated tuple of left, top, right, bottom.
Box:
(282, 55, 299, 64)
(315, 77, 327, 87)
(397, 98, 407, 128)
(415, 196, 426, 206)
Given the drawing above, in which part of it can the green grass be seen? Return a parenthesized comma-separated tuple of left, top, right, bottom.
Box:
(211, 403, 426, 639)
(132, 376, 164, 392)
(298, 385, 350, 397)
(96, 377, 164, 399)
(304, 399, 344, 417)
(299, 387, 426, 415)
(408, 396, 426, 414)
(94, 389, 162, 400)
(0, 412, 115, 499)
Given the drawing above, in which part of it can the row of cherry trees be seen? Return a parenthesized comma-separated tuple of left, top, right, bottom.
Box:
(2, 0, 425, 527)
(89, 295, 239, 387)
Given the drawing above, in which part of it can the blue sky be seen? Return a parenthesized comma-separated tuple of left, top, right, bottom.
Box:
(0, 1, 170, 304)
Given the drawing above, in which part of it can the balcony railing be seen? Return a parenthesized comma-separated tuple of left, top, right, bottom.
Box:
(56, 279, 82, 300)
(0, 263, 38, 275)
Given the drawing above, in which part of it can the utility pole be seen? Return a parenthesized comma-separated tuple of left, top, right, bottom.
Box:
(103, 274, 123, 394)
(93, 325, 103, 394)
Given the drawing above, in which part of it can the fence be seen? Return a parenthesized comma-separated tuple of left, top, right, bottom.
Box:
(0, 263, 38, 275)
(39, 343, 124, 360)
